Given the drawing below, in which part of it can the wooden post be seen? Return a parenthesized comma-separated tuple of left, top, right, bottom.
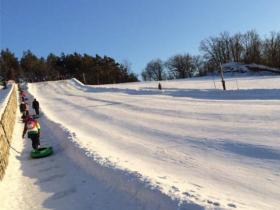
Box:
(235, 79, 239, 90)
(220, 63, 226, 90)
(212, 75, 217, 89)
(158, 82, 162, 90)
(82, 73, 86, 84)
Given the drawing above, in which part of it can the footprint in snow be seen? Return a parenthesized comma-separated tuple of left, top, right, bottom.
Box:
(37, 173, 66, 183)
(38, 165, 60, 172)
(228, 203, 237, 208)
(207, 200, 220, 207)
(171, 186, 179, 192)
(191, 183, 203, 188)
(52, 188, 77, 200)
(182, 192, 192, 197)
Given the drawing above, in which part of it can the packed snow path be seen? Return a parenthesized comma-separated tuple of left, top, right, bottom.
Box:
(1, 76, 280, 209)
(28, 77, 280, 209)
(1, 96, 199, 210)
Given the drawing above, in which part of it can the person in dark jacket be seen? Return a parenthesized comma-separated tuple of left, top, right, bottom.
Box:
(21, 102, 29, 122)
(22, 110, 30, 123)
(3, 81, 7, 89)
(32, 98, 40, 115)
(20, 102, 27, 113)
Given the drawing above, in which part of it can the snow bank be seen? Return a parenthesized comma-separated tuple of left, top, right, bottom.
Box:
(0, 83, 17, 180)
(223, 62, 280, 75)
(0, 83, 15, 118)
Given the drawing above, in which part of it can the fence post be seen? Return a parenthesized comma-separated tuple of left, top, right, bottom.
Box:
(220, 63, 226, 90)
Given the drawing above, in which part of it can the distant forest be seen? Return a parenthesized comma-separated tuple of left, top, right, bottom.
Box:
(0, 50, 138, 84)
(1, 30, 280, 84)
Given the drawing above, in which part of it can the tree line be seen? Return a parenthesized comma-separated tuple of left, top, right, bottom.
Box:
(1, 30, 279, 84)
(0, 50, 138, 84)
(142, 30, 280, 81)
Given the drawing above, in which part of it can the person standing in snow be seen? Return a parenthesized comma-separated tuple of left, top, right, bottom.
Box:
(19, 101, 27, 113)
(32, 98, 40, 116)
(22, 116, 41, 150)
(3, 81, 7, 89)
(20, 91, 27, 102)
(158, 82, 162, 90)
(21, 102, 29, 122)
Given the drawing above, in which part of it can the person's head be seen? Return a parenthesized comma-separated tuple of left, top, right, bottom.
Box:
(26, 115, 33, 121)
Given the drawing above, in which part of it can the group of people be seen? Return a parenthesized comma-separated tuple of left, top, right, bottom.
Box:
(19, 90, 41, 151)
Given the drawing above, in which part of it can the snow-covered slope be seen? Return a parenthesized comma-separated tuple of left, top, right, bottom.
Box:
(0, 83, 15, 117)
(24, 76, 280, 209)
(1, 105, 189, 210)
(222, 62, 280, 75)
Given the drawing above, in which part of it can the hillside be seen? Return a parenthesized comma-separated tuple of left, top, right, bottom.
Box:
(1, 76, 280, 210)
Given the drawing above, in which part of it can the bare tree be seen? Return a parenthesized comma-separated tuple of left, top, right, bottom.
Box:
(242, 30, 262, 64)
(229, 33, 243, 62)
(192, 55, 205, 76)
(200, 32, 233, 68)
(165, 54, 195, 79)
(142, 59, 166, 81)
(263, 32, 280, 68)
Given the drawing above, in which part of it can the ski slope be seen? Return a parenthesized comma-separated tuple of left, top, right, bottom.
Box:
(1, 91, 188, 210)
(25, 76, 280, 209)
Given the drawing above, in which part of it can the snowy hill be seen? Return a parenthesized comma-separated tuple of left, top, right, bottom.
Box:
(1, 76, 280, 210)
(222, 62, 280, 75)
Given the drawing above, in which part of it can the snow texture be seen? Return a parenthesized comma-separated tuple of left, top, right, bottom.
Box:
(1, 75, 280, 210)
(222, 62, 280, 75)
(0, 83, 15, 117)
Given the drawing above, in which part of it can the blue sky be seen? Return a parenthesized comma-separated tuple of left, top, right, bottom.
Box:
(1, 0, 280, 74)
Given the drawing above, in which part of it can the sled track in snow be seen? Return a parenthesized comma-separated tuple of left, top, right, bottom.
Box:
(41, 116, 203, 210)
(23, 78, 280, 210)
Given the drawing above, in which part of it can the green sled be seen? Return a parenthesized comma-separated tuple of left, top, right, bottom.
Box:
(30, 147, 53, 159)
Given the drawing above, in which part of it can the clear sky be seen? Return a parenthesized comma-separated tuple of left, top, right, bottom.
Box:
(1, 0, 280, 74)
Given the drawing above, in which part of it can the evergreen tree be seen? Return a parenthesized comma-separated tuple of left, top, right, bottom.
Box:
(0, 49, 21, 80)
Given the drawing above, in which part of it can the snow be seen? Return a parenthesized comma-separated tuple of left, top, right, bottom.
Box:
(222, 62, 280, 75)
(1, 93, 197, 210)
(0, 83, 15, 117)
(1, 75, 280, 209)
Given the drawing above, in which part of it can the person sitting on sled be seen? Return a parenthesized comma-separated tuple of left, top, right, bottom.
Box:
(22, 116, 41, 150)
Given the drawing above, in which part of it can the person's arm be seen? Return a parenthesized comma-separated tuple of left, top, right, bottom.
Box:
(22, 123, 27, 138)
(36, 121, 41, 136)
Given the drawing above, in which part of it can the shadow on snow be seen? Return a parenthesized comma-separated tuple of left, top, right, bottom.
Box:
(17, 113, 204, 210)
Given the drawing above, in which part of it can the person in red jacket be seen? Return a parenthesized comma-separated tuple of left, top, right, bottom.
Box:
(20, 91, 27, 102)
(22, 116, 41, 150)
